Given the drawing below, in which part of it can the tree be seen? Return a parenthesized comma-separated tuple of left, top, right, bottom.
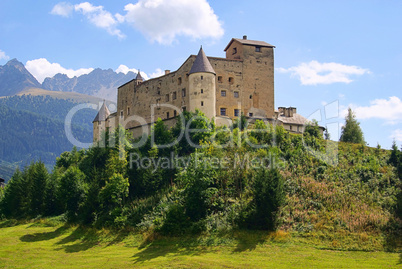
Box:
(58, 166, 87, 221)
(340, 108, 365, 144)
(250, 168, 285, 230)
(30, 161, 49, 216)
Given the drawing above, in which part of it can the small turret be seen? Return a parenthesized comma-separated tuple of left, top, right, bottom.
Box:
(134, 70, 144, 85)
(93, 100, 110, 142)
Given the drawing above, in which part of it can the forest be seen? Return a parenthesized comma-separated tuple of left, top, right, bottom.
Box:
(0, 110, 401, 250)
(0, 95, 96, 173)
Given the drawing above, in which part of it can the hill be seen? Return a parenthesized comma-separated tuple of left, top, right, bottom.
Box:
(0, 113, 400, 252)
(0, 93, 105, 180)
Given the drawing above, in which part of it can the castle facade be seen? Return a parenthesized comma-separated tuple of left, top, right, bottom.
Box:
(93, 36, 312, 142)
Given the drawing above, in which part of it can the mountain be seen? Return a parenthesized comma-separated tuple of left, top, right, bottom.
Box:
(0, 59, 136, 101)
(0, 59, 41, 97)
(42, 68, 136, 101)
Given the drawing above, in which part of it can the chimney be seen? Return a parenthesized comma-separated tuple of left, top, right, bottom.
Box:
(243, 35, 247, 40)
(165, 70, 170, 75)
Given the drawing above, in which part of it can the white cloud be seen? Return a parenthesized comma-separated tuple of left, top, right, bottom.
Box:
(25, 58, 94, 83)
(74, 2, 125, 39)
(115, 65, 149, 80)
(149, 68, 165, 78)
(116, 65, 165, 80)
(51, 1, 223, 43)
(390, 129, 402, 142)
(341, 96, 402, 124)
(354, 96, 402, 124)
(122, 0, 224, 44)
(50, 2, 74, 17)
(0, 49, 10, 61)
(278, 60, 370, 85)
(52, 2, 125, 39)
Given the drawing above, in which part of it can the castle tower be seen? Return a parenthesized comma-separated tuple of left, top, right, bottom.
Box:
(224, 36, 275, 118)
(92, 100, 110, 142)
(188, 47, 216, 121)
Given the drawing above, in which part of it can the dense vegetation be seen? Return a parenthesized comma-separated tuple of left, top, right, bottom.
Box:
(0, 110, 401, 250)
(0, 95, 97, 180)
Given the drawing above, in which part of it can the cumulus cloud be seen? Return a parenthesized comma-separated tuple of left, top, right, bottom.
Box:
(51, 1, 223, 43)
(278, 60, 370, 85)
(25, 58, 94, 83)
(74, 2, 125, 39)
(50, 2, 74, 17)
(341, 96, 402, 124)
(390, 129, 402, 142)
(116, 65, 165, 80)
(51, 2, 125, 39)
(122, 0, 224, 44)
(0, 49, 10, 61)
(115, 65, 149, 80)
(148, 68, 165, 78)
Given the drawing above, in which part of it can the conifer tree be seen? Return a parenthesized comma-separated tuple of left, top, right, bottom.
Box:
(340, 108, 365, 144)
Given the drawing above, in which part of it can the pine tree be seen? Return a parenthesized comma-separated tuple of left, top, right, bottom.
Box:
(340, 108, 365, 144)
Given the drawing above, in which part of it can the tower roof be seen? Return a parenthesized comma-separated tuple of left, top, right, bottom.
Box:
(224, 37, 275, 51)
(135, 70, 144, 81)
(189, 47, 215, 75)
(93, 101, 110, 123)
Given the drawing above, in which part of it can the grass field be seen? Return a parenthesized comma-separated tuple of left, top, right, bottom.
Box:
(0, 220, 400, 268)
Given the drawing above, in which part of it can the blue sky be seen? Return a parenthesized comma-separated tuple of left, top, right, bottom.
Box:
(0, 0, 401, 149)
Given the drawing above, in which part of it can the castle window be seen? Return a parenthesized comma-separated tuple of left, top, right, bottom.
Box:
(120, 111, 123, 118)
(249, 94, 253, 99)
(127, 107, 130, 116)
(167, 112, 170, 118)
(201, 76, 203, 80)
(201, 89, 203, 94)
(182, 88, 186, 97)
(178, 77, 182, 85)
(174, 110, 177, 117)
(165, 94, 169, 102)
(229, 77, 234, 84)
(234, 109, 240, 117)
(234, 91, 239, 98)
(290, 125, 292, 131)
(249, 113, 253, 117)
(201, 101, 204, 106)
(233, 47, 237, 55)
(220, 108, 227, 116)
(182, 106, 186, 111)
(218, 76, 223, 83)
(173, 91, 177, 100)
(255, 46, 261, 52)
(221, 90, 226, 97)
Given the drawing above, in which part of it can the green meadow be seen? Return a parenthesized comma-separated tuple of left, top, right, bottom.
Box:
(0, 220, 400, 268)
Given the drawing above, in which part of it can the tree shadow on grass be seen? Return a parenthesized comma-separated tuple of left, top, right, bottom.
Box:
(20, 224, 130, 253)
(232, 230, 267, 253)
(132, 232, 209, 265)
(54, 226, 130, 253)
(20, 225, 70, 242)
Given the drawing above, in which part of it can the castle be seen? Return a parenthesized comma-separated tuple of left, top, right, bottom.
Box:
(93, 36, 312, 141)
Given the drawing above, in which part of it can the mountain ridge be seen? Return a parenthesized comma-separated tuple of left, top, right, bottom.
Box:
(0, 59, 137, 101)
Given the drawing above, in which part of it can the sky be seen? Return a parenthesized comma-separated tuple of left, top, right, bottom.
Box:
(0, 0, 401, 149)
